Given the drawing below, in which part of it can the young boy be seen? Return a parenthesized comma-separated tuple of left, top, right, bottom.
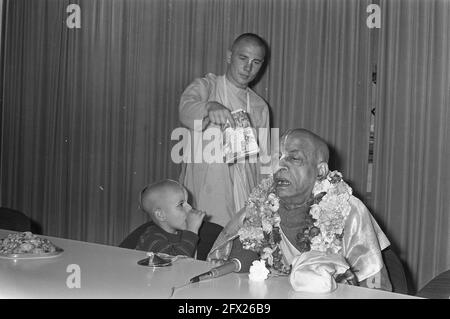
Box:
(136, 179, 205, 257)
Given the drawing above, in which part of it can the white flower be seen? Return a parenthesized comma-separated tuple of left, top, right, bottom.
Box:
(272, 214, 281, 227)
(310, 204, 321, 219)
(262, 219, 273, 233)
(312, 179, 331, 196)
(310, 235, 326, 252)
(238, 227, 264, 241)
(267, 193, 280, 212)
(260, 247, 274, 266)
(249, 259, 270, 281)
(328, 170, 343, 182)
(307, 171, 353, 255)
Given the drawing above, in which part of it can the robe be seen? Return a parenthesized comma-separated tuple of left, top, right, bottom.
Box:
(282, 196, 392, 291)
(179, 73, 270, 227)
(207, 195, 393, 291)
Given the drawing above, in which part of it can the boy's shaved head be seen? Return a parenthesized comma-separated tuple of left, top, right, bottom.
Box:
(139, 179, 184, 218)
(139, 179, 198, 234)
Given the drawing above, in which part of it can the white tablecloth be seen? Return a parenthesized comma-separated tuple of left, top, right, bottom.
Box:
(0, 229, 418, 299)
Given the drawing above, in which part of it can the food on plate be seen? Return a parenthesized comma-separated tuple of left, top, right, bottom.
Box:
(0, 231, 57, 255)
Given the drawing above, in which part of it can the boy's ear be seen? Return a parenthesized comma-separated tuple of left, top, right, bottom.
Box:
(153, 208, 166, 222)
(317, 162, 329, 179)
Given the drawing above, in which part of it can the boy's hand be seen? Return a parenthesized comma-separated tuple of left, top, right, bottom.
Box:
(186, 209, 206, 234)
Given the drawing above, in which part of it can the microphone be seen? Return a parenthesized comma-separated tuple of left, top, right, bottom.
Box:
(190, 258, 242, 283)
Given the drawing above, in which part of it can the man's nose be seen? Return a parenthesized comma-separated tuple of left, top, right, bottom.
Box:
(274, 166, 287, 176)
(275, 156, 288, 172)
(244, 62, 252, 72)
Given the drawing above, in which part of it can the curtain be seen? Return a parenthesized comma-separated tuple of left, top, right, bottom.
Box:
(372, 0, 450, 291)
(260, 0, 372, 200)
(0, 0, 3, 56)
(1, 0, 372, 249)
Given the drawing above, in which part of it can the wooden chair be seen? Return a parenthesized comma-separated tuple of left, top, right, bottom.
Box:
(119, 220, 223, 261)
(416, 270, 450, 299)
(0, 207, 32, 232)
(382, 248, 410, 294)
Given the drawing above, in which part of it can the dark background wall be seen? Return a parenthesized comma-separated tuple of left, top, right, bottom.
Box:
(1, 0, 449, 291)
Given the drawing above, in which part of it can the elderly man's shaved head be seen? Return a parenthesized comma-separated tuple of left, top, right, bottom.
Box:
(275, 129, 330, 205)
(281, 129, 329, 165)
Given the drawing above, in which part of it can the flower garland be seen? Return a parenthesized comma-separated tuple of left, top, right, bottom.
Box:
(237, 170, 353, 275)
(237, 176, 289, 274)
(309, 171, 352, 254)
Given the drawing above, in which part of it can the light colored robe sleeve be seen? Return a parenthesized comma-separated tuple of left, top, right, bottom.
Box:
(342, 196, 392, 290)
(289, 197, 393, 292)
(179, 76, 213, 131)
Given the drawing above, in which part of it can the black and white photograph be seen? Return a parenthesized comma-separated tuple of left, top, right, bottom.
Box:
(0, 0, 449, 304)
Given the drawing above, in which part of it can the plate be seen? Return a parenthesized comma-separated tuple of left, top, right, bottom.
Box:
(137, 253, 173, 267)
(156, 253, 189, 262)
(0, 247, 64, 260)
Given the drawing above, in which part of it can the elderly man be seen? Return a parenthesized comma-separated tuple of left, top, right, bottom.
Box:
(208, 129, 392, 292)
(179, 33, 271, 227)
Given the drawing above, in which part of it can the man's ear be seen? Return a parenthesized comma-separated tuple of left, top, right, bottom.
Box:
(153, 208, 166, 222)
(317, 162, 329, 179)
(226, 50, 232, 64)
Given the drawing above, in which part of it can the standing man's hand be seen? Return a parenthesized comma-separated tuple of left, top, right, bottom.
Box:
(206, 102, 236, 128)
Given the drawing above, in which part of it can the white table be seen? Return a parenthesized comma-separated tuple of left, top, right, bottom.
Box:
(0, 229, 418, 299)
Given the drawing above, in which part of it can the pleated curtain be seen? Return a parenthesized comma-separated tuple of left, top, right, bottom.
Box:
(1, 0, 372, 243)
(372, 0, 450, 291)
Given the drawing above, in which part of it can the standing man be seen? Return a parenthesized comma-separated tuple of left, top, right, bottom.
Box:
(179, 33, 271, 227)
